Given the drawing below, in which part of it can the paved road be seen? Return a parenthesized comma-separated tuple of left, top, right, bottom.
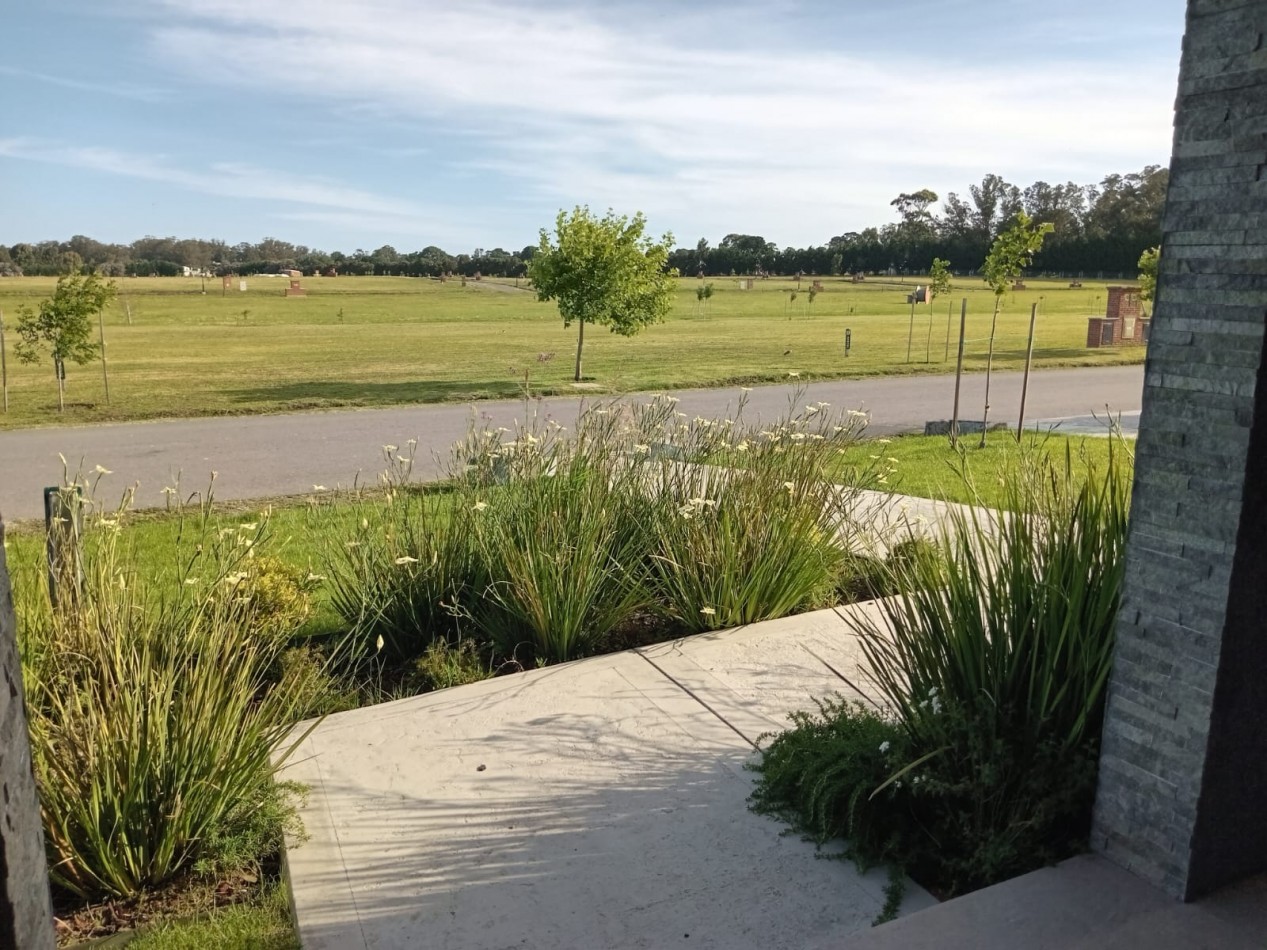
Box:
(0, 365, 1143, 521)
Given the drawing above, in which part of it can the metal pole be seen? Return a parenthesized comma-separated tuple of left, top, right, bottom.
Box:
(950, 298, 967, 447)
(1017, 301, 1039, 441)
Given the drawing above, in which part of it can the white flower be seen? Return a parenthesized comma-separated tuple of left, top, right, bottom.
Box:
(790, 433, 806, 441)
(306, 572, 327, 582)
(94, 464, 112, 475)
(879, 741, 891, 753)
(805, 405, 819, 414)
(383, 444, 398, 453)
(312, 485, 327, 492)
(665, 396, 680, 404)
(633, 444, 651, 455)
(847, 410, 868, 419)
(376, 634, 385, 652)
(740, 386, 753, 393)
(394, 556, 419, 565)
(700, 607, 716, 616)
(472, 501, 489, 512)
(161, 486, 177, 495)
(735, 441, 749, 452)
(239, 522, 258, 531)
(184, 578, 198, 586)
(783, 481, 795, 491)
(877, 438, 892, 444)
(788, 371, 800, 378)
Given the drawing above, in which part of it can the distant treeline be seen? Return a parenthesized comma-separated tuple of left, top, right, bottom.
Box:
(0, 166, 1165, 280)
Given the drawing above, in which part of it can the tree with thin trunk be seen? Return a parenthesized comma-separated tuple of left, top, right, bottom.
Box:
(528, 207, 675, 382)
(1138, 245, 1159, 315)
(14, 272, 116, 412)
(979, 212, 1052, 445)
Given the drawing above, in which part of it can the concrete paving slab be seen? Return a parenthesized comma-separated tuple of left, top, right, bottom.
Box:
(833, 854, 1266, 950)
(637, 605, 885, 747)
(282, 629, 935, 950)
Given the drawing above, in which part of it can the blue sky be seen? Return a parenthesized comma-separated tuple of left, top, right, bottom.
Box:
(2, 0, 1187, 254)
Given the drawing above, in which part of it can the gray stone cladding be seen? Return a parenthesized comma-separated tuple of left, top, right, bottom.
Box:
(1091, 0, 1267, 900)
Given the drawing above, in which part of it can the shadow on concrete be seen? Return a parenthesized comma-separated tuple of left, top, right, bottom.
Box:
(281, 650, 915, 950)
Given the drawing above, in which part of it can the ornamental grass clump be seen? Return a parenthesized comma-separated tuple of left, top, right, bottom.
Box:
(14, 483, 314, 900)
(751, 436, 1131, 898)
(647, 399, 873, 632)
(326, 441, 484, 664)
(456, 406, 656, 664)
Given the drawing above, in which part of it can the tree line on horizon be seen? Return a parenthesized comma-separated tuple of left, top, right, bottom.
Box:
(0, 166, 1165, 281)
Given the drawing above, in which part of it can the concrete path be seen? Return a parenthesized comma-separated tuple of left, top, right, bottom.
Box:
(840, 854, 1266, 949)
(281, 602, 936, 950)
(0, 365, 1142, 521)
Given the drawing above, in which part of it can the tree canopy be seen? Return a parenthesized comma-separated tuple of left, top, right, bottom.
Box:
(528, 207, 676, 382)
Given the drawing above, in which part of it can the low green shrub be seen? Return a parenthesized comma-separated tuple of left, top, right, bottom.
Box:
(411, 639, 494, 692)
(751, 437, 1131, 897)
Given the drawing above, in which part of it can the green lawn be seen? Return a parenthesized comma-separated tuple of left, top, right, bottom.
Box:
(124, 882, 297, 950)
(0, 274, 1143, 429)
(857, 431, 1134, 508)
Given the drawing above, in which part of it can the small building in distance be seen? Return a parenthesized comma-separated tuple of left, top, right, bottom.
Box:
(1087, 285, 1149, 348)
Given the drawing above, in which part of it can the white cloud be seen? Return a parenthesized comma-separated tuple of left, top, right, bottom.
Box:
(0, 138, 428, 221)
(140, 0, 1174, 244)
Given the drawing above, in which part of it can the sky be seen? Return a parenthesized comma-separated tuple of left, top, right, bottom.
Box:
(1, 0, 1188, 254)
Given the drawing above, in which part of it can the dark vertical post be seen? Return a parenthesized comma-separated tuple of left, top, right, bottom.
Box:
(1016, 302, 1038, 440)
(950, 298, 967, 448)
(0, 517, 56, 950)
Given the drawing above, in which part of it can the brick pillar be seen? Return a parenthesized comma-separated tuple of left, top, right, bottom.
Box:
(0, 519, 55, 948)
(1091, 0, 1267, 900)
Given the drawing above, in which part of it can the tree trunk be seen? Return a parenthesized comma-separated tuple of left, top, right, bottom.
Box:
(56, 366, 64, 413)
(979, 297, 1001, 447)
(574, 318, 585, 382)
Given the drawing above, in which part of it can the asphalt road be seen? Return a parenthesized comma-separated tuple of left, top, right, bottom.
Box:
(0, 365, 1143, 521)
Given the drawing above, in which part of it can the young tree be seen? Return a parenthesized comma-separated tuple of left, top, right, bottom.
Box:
(929, 257, 952, 301)
(1138, 245, 1160, 312)
(14, 272, 116, 411)
(529, 207, 676, 381)
(928, 258, 952, 362)
(979, 212, 1053, 444)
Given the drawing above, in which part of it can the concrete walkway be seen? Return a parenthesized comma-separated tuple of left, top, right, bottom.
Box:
(281, 602, 936, 950)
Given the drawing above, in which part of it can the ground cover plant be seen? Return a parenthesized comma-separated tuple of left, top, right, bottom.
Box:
(0, 274, 1144, 428)
(750, 435, 1132, 902)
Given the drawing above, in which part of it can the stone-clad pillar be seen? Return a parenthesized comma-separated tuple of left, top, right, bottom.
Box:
(0, 518, 55, 948)
(1092, 0, 1267, 901)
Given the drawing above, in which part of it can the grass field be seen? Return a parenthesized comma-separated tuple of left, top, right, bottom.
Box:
(0, 274, 1144, 429)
